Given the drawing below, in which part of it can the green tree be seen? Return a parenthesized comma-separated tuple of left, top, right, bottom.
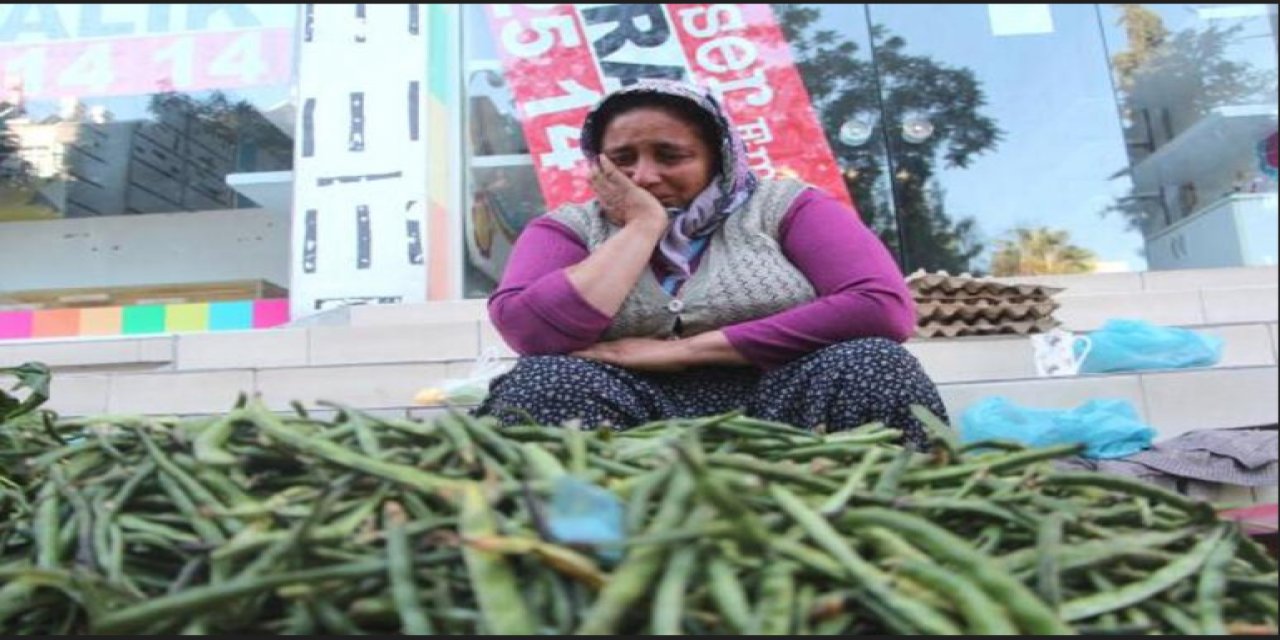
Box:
(774, 5, 1003, 274)
(1111, 4, 1169, 93)
(0, 100, 31, 188)
(990, 226, 1096, 276)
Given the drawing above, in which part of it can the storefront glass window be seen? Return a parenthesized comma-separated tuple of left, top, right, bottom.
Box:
(1, 4, 297, 338)
(1100, 3, 1278, 270)
(456, 3, 1278, 296)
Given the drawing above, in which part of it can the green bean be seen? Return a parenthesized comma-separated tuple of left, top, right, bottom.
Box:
(563, 425, 589, 475)
(154, 473, 225, 545)
(34, 483, 61, 569)
(518, 442, 566, 481)
(116, 515, 200, 546)
(871, 446, 917, 497)
(60, 449, 108, 483)
(577, 472, 693, 635)
(1038, 472, 1214, 521)
(476, 448, 518, 484)
(861, 526, 929, 563)
(0, 577, 38, 627)
(895, 496, 1035, 528)
(136, 429, 238, 534)
(492, 424, 568, 442)
(49, 465, 96, 572)
(678, 440, 769, 546)
(587, 453, 646, 477)
(623, 467, 670, 536)
(651, 544, 699, 634)
(819, 447, 884, 517)
(770, 485, 960, 635)
(311, 596, 365, 634)
(795, 582, 816, 635)
(1242, 590, 1279, 619)
(106, 460, 155, 515)
(772, 433, 902, 461)
(1229, 574, 1280, 591)
(385, 505, 433, 634)
(455, 412, 519, 465)
(720, 414, 822, 440)
(92, 554, 386, 632)
(88, 491, 112, 583)
(192, 414, 238, 466)
(1197, 528, 1238, 635)
(1060, 523, 1228, 621)
(902, 443, 1083, 486)
(458, 482, 536, 635)
(1001, 528, 1197, 575)
(707, 554, 752, 634)
(106, 523, 128, 588)
(959, 439, 1027, 454)
(896, 559, 1018, 634)
(908, 404, 959, 457)
(1035, 513, 1064, 609)
(1235, 533, 1280, 573)
(1157, 599, 1205, 634)
(706, 454, 840, 492)
(751, 560, 797, 635)
(247, 405, 461, 493)
(840, 507, 1071, 634)
(435, 411, 476, 466)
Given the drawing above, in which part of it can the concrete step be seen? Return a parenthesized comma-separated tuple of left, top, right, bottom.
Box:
(326, 266, 1279, 331)
(7, 312, 1275, 387)
(319, 286, 1280, 333)
(42, 355, 1277, 443)
(152, 318, 1280, 384)
(906, 321, 1277, 384)
(1054, 285, 1277, 331)
(988, 265, 1278, 293)
(17, 316, 1279, 418)
(6, 265, 1274, 376)
(936, 365, 1278, 441)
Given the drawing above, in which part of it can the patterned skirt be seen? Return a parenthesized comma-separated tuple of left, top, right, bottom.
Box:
(474, 337, 947, 448)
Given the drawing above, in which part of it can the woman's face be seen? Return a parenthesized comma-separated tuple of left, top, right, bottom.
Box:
(599, 107, 717, 209)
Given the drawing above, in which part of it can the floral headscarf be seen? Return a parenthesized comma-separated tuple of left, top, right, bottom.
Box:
(579, 79, 759, 294)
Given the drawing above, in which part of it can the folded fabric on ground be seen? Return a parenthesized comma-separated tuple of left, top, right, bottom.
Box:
(1054, 425, 1278, 487)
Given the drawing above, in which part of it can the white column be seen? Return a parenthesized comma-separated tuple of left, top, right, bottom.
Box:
(290, 3, 429, 318)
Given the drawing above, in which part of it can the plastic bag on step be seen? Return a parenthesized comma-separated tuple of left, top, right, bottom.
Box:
(1080, 318, 1223, 374)
(412, 347, 514, 406)
(960, 396, 1156, 459)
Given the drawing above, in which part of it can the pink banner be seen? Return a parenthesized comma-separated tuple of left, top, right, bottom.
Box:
(484, 4, 851, 211)
(0, 27, 292, 100)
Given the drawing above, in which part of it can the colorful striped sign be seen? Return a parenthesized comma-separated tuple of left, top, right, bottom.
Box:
(0, 299, 289, 341)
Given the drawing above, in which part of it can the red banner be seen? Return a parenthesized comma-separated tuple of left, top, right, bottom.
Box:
(1, 28, 292, 100)
(484, 4, 851, 211)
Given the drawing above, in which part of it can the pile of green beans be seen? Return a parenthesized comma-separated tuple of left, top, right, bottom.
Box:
(1, 397, 1276, 635)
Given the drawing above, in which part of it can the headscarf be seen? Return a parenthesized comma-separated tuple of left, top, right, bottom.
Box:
(579, 79, 759, 294)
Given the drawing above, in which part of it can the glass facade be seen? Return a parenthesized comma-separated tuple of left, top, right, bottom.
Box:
(1, 4, 297, 338)
(2, 3, 1276, 342)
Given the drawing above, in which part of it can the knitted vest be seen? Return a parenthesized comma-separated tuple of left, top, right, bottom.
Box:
(548, 178, 815, 340)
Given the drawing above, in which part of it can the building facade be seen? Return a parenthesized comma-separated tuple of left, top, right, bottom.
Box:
(2, 3, 1277, 342)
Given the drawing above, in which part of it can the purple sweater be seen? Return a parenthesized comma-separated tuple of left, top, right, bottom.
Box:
(488, 188, 916, 370)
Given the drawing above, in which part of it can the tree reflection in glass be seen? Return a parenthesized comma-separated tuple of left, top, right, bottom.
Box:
(774, 5, 1003, 274)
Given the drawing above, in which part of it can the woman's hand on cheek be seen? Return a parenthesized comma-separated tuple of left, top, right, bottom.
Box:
(590, 155, 667, 231)
(572, 337, 688, 372)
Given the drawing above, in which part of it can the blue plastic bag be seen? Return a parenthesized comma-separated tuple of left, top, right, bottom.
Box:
(1080, 319, 1223, 374)
(545, 475, 625, 563)
(960, 396, 1156, 459)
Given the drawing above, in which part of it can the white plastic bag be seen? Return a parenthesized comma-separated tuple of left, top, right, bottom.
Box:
(413, 347, 514, 406)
